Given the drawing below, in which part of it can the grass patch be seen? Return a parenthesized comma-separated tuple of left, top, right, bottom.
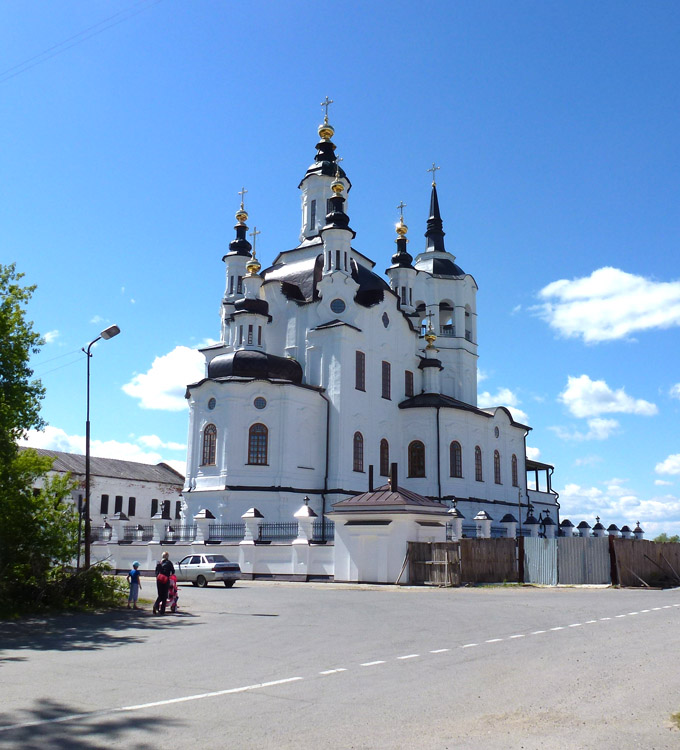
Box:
(671, 712, 680, 730)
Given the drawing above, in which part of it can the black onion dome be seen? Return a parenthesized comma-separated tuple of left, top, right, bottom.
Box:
(390, 235, 413, 268)
(298, 138, 352, 190)
(208, 350, 303, 383)
(233, 297, 269, 316)
(223, 223, 252, 259)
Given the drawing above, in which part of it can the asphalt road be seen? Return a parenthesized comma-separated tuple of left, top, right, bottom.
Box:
(0, 580, 679, 749)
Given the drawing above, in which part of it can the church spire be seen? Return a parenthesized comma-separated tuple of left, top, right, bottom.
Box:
(298, 98, 351, 189)
(390, 201, 413, 267)
(322, 166, 355, 235)
(224, 188, 252, 258)
(424, 163, 447, 253)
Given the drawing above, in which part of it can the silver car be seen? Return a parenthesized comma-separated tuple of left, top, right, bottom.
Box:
(175, 553, 241, 588)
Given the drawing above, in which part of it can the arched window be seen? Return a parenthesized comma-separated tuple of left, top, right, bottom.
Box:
(353, 432, 364, 472)
(494, 450, 502, 484)
(380, 439, 390, 477)
(450, 441, 462, 478)
(408, 441, 426, 477)
(247, 423, 268, 465)
(512, 454, 518, 487)
(475, 446, 483, 482)
(202, 424, 217, 465)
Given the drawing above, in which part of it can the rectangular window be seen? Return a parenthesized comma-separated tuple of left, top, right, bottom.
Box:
(405, 370, 414, 398)
(151, 498, 159, 517)
(309, 199, 316, 231)
(382, 361, 391, 400)
(355, 351, 366, 391)
(161, 500, 170, 518)
(229, 276, 234, 295)
(257, 326, 262, 346)
(175, 500, 182, 519)
(247, 324, 253, 345)
(409, 288, 413, 306)
(100, 494, 109, 515)
(238, 325, 243, 345)
(401, 286, 407, 305)
(336, 250, 341, 270)
(236, 276, 243, 294)
(114, 495, 123, 514)
(128, 497, 136, 516)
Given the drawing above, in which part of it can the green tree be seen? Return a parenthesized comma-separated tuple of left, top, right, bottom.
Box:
(653, 532, 680, 544)
(0, 264, 120, 614)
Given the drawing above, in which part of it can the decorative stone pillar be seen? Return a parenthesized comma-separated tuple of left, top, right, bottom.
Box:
(109, 511, 129, 544)
(560, 519, 575, 537)
(474, 510, 492, 539)
(633, 522, 644, 540)
(194, 508, 216, 544)
(542, 512, 556, 539)
(592, 516, 606, 538)
(524, 506, 539, 538)
(447, 506, 465, 540)
(241, 507, 264, 544)
(607, 524, 620, 538)
(151, 513, 167, 543)
(620, 525, 633, 539)
(500, 513, 518, 539)
(293, 497, 317, 544)
(577, 521, 591, 538)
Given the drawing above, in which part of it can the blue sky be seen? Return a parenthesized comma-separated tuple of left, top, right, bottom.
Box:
(6, 1, 680, 535)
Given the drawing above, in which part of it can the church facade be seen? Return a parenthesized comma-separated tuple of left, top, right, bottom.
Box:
(182, 112, 559, 532)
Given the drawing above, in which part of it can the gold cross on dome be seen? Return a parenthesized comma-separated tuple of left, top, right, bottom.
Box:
(320, 96, 334, 122)
(397, 201, 407, 222)
(249, 226, 261, 255)
(427, 162, 440, 186)
(238, 186, 248, 208)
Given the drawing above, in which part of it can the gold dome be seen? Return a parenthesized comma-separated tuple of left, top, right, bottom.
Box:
(396, 219, 408, 236)
(425, 331, 437, 348)
(318, 121, 335, 141)
(235, 208, 248, 224)
(246, 256, 261, 275)
(331, 176, 344, 194)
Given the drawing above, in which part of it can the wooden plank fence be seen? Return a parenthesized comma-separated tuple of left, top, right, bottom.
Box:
(407, 542, 461, 586)
(613, 539, 680, 587)
(459, 538, 518, 583)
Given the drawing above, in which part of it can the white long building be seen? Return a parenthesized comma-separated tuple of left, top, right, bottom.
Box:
(182, 113, 559, 532)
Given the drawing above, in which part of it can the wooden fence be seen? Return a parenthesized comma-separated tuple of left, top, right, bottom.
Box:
(613, 539, 680, 587)
(459, 539, 518, 583)
(408, 542, 461, 586)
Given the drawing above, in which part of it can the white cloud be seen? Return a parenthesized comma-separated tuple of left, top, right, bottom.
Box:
(559, 374, 657, 418)
(655, 479, 673, 487)
(535, 267, 680, 343)
(573, 454, 603, 467)
(90, 315, 105, 324)
(526, 446, 541, 460)
(670, 384, 680, 400)
(138, 434, 186, 451)
(478, 387, 529, 424)
(122, 346, 205, 411)
(19, 426, 186, 473)
(43, 330, 60, 344)
(656, 454, 680, 476)
(557, 482, 680, 533)
(551, 417, 620, 441)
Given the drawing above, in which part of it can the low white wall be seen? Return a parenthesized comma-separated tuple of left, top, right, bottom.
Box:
(90, 540, 334, 580)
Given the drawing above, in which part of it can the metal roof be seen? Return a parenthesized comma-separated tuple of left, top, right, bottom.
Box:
(333, 483, 447, 509)
(20, 447, 184, 485)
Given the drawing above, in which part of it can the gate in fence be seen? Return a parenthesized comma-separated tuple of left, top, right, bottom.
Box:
(407, 542, 461, 586)
(522, 537, 558, 585)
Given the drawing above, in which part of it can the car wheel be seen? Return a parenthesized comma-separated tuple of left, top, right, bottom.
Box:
(196, 575, 208, 588)
(191, 581, 198, 587)
(223, 580, 235, 588)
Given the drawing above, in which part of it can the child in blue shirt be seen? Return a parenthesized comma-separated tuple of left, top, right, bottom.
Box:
(126, 561, 142, 609)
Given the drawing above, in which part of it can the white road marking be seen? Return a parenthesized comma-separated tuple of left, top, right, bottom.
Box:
(652, 607, 662, 611)
(615, 614, 627, 618)
(486, 638, 503, 643)
(663, 605, 672, 609)
(628, 612, 639, 615)
(319, 668, 346, 675)
(397, 654, 419, 660)
(430, 648, 450, 653)
(569, 623, 582, 628)
(550, 626, 564, 631)
(640, 609, 650, 613)
(360, 660, 385, 667)
(600, 617, 611, 621)
(0, 677, 304, 732)
(585, 620, 597, 624)
(509, 634, 525, 639)
(531, 630, 546, 635)
(461, 644, 478, 649)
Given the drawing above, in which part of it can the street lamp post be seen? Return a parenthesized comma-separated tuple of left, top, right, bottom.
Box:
(83, 324, 120, 570)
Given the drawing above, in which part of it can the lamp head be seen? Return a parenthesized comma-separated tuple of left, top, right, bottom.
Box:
(100, 324, 120, 340)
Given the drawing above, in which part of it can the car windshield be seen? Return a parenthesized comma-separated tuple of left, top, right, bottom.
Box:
(205, 555, 228, 563)
(178, 556, 192, 565)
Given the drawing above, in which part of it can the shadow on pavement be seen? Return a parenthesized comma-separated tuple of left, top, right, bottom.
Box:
(0, 698, 182, 749)
(0, 608, 199, 661)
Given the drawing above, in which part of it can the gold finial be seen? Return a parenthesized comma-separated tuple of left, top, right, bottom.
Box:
(235, 186, 248, 223)
(331, 159, 344, 194)
(247, 227, 261, 274)
(396, 201, 408, 237)
(424, 311, 437, 348)
(318, 96, 335, 140)
(427, 162, 440, 186)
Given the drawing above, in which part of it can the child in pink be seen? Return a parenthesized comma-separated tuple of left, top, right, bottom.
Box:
(167, 574, 179, 613)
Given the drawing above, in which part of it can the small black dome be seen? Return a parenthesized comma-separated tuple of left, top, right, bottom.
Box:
(208, 350, 303, 383)
(233, 297, 269, 316)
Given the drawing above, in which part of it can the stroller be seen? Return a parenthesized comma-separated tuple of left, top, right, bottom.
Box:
(167, 574, 179, 613)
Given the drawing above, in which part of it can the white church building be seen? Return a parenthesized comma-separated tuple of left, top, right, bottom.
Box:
(182, 110, 559, 534)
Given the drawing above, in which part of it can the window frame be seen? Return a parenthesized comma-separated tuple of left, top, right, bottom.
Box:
(450, 441, 462, 478)
(408, 440, 426, 478)
(353, 432, 364, 472)
(355, 350, 366, 391)
(247, 423, 268, 465)
(381, 360, 391, 400)
(379, 438, 389, 477)
(202, 423, 217, 466)
(512, 454, 519, 487)
(475, 446, 483, 482)
(405, 370, 414, 398)
(494, 449, 502, 484)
